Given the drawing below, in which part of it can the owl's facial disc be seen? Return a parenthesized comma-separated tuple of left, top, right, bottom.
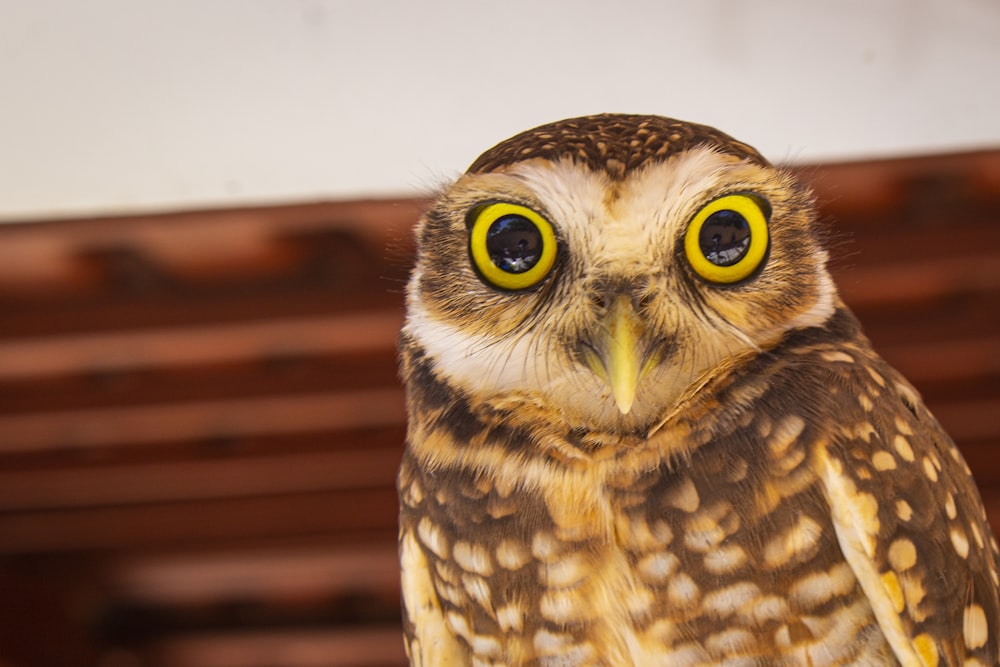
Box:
(406, 142, 836, 434)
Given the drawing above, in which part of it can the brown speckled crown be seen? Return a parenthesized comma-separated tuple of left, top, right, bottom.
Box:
(467, 113, 770, 179)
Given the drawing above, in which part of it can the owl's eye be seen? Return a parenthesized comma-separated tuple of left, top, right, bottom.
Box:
(468, 202, 557, 290)
(684, 194, 770, 284)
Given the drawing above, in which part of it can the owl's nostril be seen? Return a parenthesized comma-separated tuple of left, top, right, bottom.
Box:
(587, 290, 606, 312)
(587, 278, 653, 314)
(633, 291, 654, 312)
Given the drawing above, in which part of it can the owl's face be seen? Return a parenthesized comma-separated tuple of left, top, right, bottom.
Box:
(405, 115, 836, 434)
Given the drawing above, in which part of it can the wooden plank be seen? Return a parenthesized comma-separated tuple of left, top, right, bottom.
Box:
(960, 444, 1000, 485)
(0, 489, 398, 554)
(831, 214, 1000, 254)
(107, 543, 399, 606)
(795, 150, 1000, 219)
(978, 485, 1000, 537)
(0, 311, 402, 382)
(142, 627, 406, 667)
(0, 284, 403, 338)
(933, 398, 1000, 444)
(876, 336, 1000, 385)
(0, 448, 400, 511)
(0, 199, 421, 292)
(851, 298, 1000, 348)
(834, 252, 1000, 307)
(0, 353, 401, 416)
(0, 387, 404, 453)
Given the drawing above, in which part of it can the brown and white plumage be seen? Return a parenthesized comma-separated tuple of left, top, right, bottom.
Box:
(397, 114, 1000, 666)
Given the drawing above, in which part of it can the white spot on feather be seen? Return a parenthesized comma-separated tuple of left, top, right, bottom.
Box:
(952, 528, 971, 559)
(964, 604, 989, 650)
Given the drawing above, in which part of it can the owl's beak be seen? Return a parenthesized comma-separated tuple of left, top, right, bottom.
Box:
(584, 295, 648, 415)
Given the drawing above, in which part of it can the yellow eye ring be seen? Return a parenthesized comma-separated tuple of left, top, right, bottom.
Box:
(684, 194, 769, 284)
(468, 202, 558, 290)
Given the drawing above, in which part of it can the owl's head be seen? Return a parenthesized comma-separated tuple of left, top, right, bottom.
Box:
(404, 114, 835, 434)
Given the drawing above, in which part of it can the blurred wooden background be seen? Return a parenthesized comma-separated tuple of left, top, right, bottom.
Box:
(1, 150, 999, 667)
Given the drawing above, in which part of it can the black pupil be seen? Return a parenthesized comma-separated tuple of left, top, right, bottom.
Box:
(486, 215, 543, 273)
(699, 210, 751, 266)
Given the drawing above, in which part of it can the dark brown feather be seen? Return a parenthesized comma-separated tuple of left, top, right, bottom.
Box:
(467, 113, 770, 178)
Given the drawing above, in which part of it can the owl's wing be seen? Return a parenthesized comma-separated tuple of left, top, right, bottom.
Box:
(398, 447, 470, 667)
(399, 527, 469, 666)
(816, 368, 1000, 666)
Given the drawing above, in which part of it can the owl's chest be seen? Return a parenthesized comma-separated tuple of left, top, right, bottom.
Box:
(400, 431, 894, 666)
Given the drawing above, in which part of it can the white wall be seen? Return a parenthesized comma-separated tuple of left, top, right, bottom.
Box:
(2, 0, 999, 222)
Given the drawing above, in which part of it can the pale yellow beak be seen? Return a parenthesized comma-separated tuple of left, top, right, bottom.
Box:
(584, 295, 648, 414)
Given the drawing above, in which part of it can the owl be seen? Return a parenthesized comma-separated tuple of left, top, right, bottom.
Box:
(397, 114, 1000, 666)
